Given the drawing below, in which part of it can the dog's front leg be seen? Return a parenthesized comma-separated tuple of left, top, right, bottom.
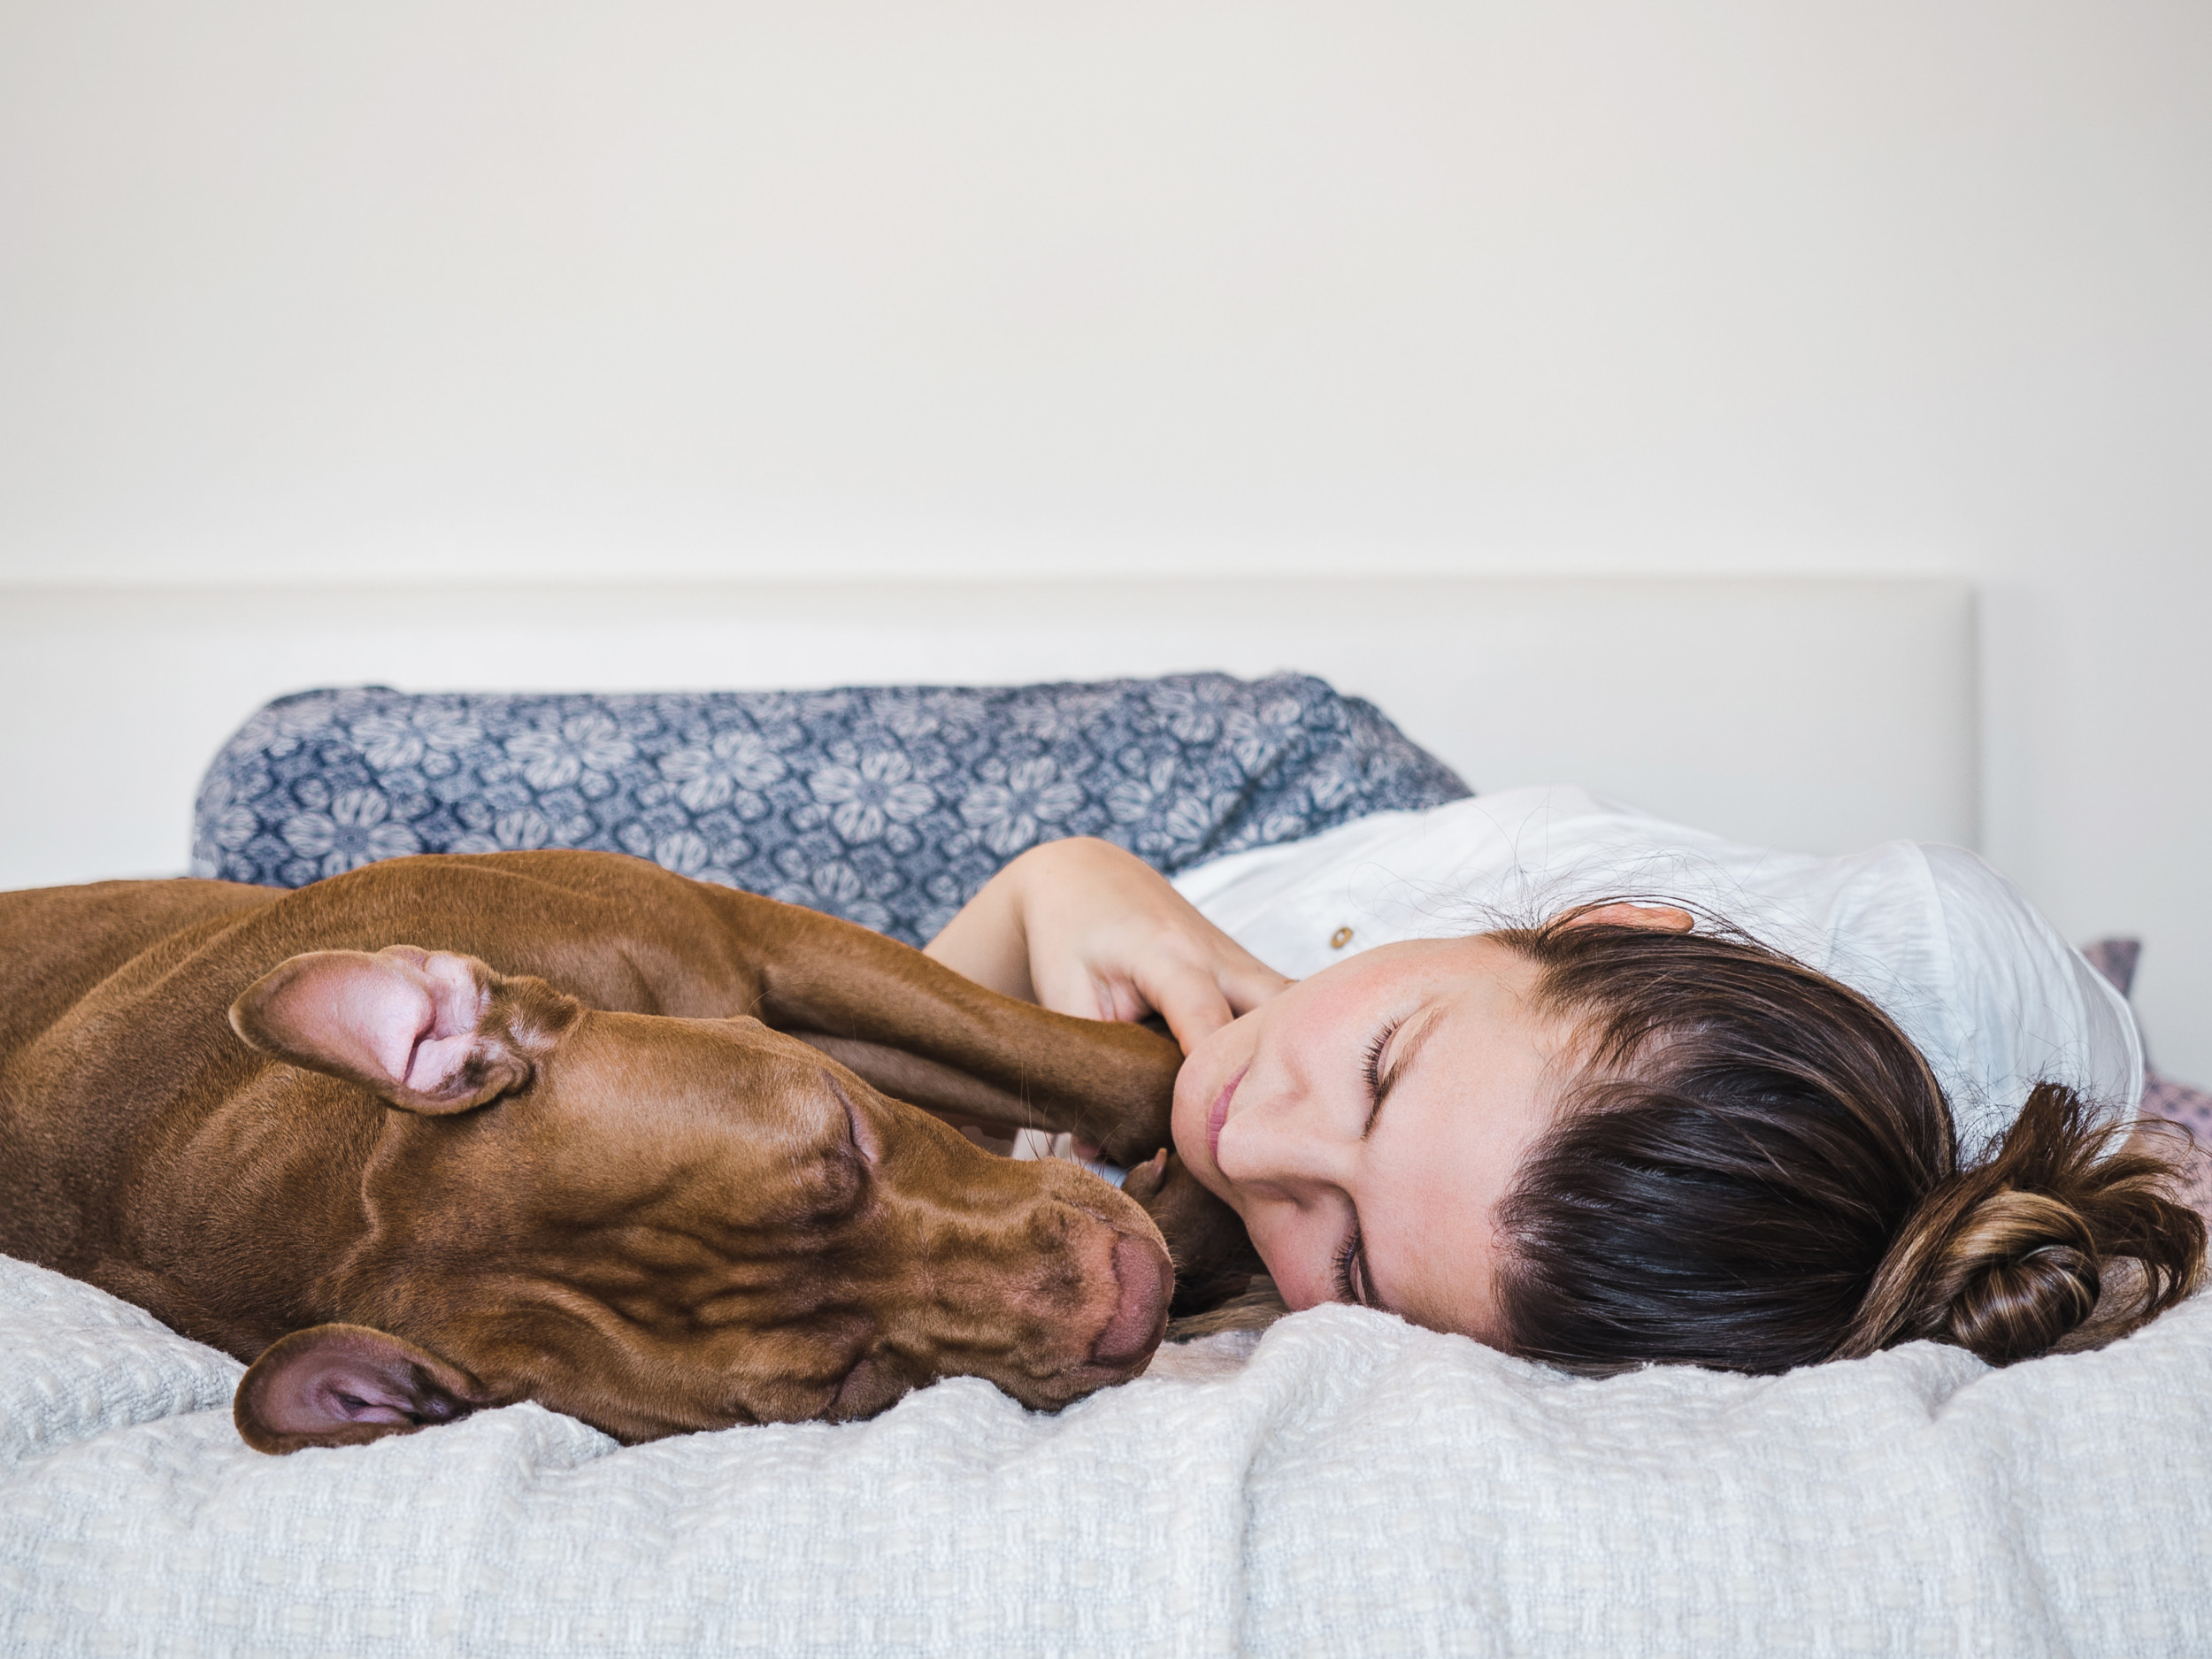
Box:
(789, 1026, 1179, 1168)
(714, 888, 1181, 1164)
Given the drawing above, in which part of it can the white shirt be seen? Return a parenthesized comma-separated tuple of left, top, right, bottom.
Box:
(1171, 787, 2139, 1154)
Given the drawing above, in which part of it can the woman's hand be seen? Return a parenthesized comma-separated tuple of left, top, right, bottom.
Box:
(924, 838, 1291, 1053)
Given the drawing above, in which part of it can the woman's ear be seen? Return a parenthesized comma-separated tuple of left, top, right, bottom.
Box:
(1560, 902, 1696, 933)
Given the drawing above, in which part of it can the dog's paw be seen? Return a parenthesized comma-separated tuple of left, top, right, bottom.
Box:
(1118, 1147, 1171, 1205)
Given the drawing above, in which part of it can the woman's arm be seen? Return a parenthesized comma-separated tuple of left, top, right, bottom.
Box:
(925, 838, 1291, 1052)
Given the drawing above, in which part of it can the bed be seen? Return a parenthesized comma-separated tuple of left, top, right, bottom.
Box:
(7, 1250, 2208, 1655)
(9, 575, 2207, 1655)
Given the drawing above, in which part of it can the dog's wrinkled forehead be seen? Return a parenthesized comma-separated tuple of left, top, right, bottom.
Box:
(515, 1012, 879, 1218)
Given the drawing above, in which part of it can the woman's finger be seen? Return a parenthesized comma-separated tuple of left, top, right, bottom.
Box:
(1137, 960, 1240, 1053)
(1217, 956, 1294, 1015)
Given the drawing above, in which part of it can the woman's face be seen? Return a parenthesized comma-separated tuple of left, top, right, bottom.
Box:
(1170, 935, 1578, 1343)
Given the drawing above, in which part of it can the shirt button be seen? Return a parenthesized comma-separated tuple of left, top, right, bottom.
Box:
(1329, 926, 1355, 950)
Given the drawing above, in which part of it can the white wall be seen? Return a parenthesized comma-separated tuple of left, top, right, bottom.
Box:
(3, 3, 2208, 1073)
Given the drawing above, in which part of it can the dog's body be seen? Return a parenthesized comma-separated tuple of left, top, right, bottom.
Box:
(0, 850, 1250, 1450)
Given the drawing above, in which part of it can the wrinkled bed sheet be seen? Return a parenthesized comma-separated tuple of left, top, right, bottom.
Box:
(3, 1255, 2206, 1657)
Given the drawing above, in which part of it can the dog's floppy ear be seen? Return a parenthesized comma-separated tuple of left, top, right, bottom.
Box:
(229, 944, 580, 1114)
(234, 1324, 495, 1454)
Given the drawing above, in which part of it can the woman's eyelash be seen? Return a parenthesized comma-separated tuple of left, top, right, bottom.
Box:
(1362, 1018, 1402, 1102)
(1332, 1226, 1364, 1306)
(1342, 1017, 1402, 1307)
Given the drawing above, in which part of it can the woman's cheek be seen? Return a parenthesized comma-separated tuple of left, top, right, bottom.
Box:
(1242, 1211, 1325, 1311)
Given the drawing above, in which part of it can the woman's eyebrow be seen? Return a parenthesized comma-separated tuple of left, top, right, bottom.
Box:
(1363, 1009, 1441, 1140)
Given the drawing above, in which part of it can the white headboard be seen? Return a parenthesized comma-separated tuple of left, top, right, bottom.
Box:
(0, 577, 1975, 889)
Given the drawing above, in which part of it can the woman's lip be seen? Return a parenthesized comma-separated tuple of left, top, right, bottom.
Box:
(1206, 1064, 1248, 1165)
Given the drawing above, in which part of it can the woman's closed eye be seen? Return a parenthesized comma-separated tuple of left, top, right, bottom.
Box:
(1333, 1017, 1404, 1309)
(1361, 1018, 1403, 1125)
(1332, 1224, 1374, 1308)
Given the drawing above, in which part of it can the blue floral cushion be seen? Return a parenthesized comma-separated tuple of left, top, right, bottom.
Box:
(192, 675, 1471, 947)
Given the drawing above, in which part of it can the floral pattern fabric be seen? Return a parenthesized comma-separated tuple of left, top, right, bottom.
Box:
(192, 675, 1471, 948)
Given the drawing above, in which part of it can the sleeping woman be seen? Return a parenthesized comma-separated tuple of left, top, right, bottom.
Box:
(923, 785, 2205, 1375)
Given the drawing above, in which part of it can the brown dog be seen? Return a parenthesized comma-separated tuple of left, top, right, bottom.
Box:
(0, 850, 1248, 1452)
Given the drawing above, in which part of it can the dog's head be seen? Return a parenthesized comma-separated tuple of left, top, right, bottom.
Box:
(224, 945, 1172, 1452)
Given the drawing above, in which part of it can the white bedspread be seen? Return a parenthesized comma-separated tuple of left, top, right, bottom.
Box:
(3, 1252, 2206, 1657)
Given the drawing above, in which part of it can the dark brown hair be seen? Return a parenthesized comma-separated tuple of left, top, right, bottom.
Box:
(1486, 912, 2204, 1375)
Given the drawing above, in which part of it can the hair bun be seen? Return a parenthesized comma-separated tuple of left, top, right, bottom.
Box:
(1926, 1189, 2101, 1363)
(1850, 1082, 2204, 1366)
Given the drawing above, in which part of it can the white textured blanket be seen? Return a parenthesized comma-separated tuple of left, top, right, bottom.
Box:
(3, 1253, 2206, 1657)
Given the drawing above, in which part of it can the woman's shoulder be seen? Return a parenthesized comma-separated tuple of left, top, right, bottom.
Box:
(1915, 844, 2143, 1141)
(1168, 787, 1784, 977)
(1167, 787, 1602, 920)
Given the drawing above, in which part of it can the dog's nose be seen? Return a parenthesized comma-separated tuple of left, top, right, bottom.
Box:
(1089, 1230, 1173, 1369)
